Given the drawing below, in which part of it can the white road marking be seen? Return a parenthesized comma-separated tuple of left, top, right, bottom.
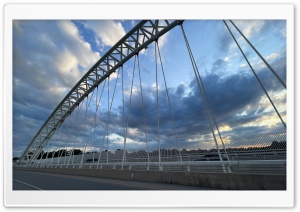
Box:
(13, 179, 44, 190)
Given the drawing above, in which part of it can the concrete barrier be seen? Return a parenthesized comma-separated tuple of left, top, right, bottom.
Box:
(13, 167, 286, 190)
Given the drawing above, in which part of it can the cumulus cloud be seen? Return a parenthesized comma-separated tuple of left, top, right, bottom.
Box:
(13, 20, 100, 155)
(86, 58, 286, 152)
(226, 20, 286, 50)
(51, 45, 286, 152)
(83, 20, 126, 47)
(13, 20, 99, 94)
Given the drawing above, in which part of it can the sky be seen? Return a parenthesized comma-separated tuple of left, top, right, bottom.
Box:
(12, 19, 287, 157)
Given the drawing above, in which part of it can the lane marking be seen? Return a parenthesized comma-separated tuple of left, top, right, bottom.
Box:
(13, 179, 44, 190)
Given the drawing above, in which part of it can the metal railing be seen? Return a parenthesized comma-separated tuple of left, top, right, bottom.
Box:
(14, 159, 286, 175)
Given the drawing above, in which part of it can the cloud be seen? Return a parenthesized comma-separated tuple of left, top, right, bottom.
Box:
(211, 59, 227, 72)
(218, 24, 234, 54)
(232, 20, 266, 39)
(175, 83, 185, 96)
(266, 52, 280, 61)
(13, 20, 99, 93)
(227, 20, 286, 49)
(85, 60, 286, 152)
(13, 20, 100, 156)
(83, 20, 126, 47)
(223, 56, 230, 62)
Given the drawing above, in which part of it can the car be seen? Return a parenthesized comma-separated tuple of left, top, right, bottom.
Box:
(193, 154, 228, 161)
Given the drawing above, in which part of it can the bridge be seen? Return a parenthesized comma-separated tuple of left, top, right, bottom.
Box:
(13, 19, 287, 190)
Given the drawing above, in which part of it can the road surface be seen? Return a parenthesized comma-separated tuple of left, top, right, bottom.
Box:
(13, 170, 214, 190)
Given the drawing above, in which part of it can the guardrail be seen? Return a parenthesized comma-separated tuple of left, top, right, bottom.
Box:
(14, 159, 286, 174)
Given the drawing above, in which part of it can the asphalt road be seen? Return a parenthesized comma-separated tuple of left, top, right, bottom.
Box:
(13, 170, 214, 190)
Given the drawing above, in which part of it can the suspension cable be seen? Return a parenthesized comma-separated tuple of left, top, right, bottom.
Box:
(37, 148, 46, 167)
(61, 116, 72, 166)
(121, 65, 126, 168)
(98, 69, 121, 165)
(62, 108, 80, 166)
(81, 82, 104, 167)
(63, 114, 73, 165)
(41, 132, 57, 167)
(194, 68, 230, 160)
(81, 92, 96, 166)
(156, 41, 183, 162)
(79, 90, 96, 167)
(180, 23, 223, 160)
(55, 112, 72, 167)
(106, 75, 110, 164)
(92, 85, 99, 164)
(41, 142, 50, 167)
(48, 142, 56, 167)
(223, 20, 286, 129)
(48, 126, 67, 167)
(91, 79, 107, 168)
(136, 54, 150, 166)
(66, 101, 84, 167)
(186, 28, 230, 160)
(92, 79, 107, 165)
(229, 20, 286, 89)
(155, 40, 162, 169)
(122, 56, 137, 165)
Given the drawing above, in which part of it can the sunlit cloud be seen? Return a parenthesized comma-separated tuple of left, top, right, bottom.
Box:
(232, 20, 266, 39)
(217, 125, 232, 133)
(223, 56, 230, 62)
(83, 20, 126, 47)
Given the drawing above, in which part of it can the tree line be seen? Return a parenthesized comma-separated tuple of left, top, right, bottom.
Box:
(13, 140, 286, 161)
